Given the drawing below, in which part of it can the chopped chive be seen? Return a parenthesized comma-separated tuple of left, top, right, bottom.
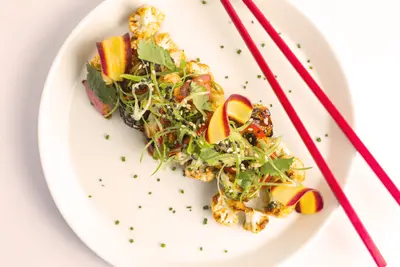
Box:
(325, 133, 329, 137)
(309, 66, 313, 70)
(288, 90, 292, 93)
(203, 218, 208, 225)
(225, 76, 229, 79)
(99, 178, 102, 182)
(138, 205, 142, 209)
(186, 206, 192, 209)
(121, 156, 126, 162)
(270, 104, 273, 108)
(243, 86, 247, 89)
(115, 220, 120, 225)
(161, 243, 166, 248)
(172, 166, 177, 171)
(130, 227, 134, 231)
(257, 75, 262, 79)
(307, 59, 311, 63)
(251, 20, 254, 24)
(196, 57, 200, 62)
(297, 43, 301, 48)
(237, 49, 242, 54)
(200, 247, 203, 251)
(133, 174, 138, 178)
(169, 207, 173, 211)
(220, 45, 224, 49)
(316, 137, 322, 142)
(224, 249, 228, 253)
(172, 210, 176, 214)
(148, 192, 152, 195)
(245, 81, 249, 84)
(88, 195, 92, 198)
(129, 239, 134, 244)
(203, 205, 209, 210)
(180, 189, 185, 194)
(157, 178, 160, 182)
(105, 134, 110, 140)
(261, 43, 265, 47)
(202, 0, 207, 4)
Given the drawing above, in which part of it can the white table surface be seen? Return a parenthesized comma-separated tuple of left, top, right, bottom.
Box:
(0, 0, 399, 266)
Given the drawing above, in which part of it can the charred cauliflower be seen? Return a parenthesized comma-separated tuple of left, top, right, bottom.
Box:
(265, 201, 295, 218)
(129, 5, 165, 39)
(243, 208, 270, 233)
(185, 166, 215, 182)
(284, 156, 306, 182)
(186, 61, 211, 75)
(211, 193, 245, 226)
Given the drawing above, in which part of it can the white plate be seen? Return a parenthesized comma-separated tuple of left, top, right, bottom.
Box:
(38, 0, 355, 266)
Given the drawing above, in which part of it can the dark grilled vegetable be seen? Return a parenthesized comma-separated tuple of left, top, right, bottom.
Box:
(119, 101, 147, 131)
(251, 104, 273, 137)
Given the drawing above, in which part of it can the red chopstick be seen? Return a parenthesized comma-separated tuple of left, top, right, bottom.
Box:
(242, 0, 400, 206)
(220, 0, 387, 266)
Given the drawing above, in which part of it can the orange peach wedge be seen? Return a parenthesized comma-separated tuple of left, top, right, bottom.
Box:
(270, 185, 324, 215)
(206, 94, 253, 144)
(97, 33, 132, 82)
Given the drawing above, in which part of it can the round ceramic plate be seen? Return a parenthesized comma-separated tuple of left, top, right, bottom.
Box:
(38, 0, 355, 266)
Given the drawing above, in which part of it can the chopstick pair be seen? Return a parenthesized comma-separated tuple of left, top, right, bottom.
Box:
(220, 0, 400, 266)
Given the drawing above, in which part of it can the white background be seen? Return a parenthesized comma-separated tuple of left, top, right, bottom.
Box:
(0, 0, 399, 266)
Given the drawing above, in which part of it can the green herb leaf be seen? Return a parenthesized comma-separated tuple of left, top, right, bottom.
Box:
(137, 39, 176, 70)
(199, 148, 219, 161)
(191, 82, 213, 112)
(260, 157, 294, 176)
(237, 170, 256, 190)
(86, 63, 118, 105)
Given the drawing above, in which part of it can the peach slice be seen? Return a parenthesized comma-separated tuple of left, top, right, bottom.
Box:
(270, 185, 324, 215)
(206, 94, 253, 144)
(97, 33, 132, 82)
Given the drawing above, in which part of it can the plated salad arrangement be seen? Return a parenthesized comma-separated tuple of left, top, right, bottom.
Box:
(82, 5, 323, 233)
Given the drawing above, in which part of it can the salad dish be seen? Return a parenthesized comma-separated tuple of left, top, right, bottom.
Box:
(82, 5, 324, 234)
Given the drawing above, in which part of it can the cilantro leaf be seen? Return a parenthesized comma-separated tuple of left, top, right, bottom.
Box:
(137, 39, 176, 70)
(237, 170, 256, 190)
(191, 82, 213, 112)
(260, 157, 294, 176)
(199, 148, 236, 165)
(86, 63, 118, 105)
(199, 148, 219, 160)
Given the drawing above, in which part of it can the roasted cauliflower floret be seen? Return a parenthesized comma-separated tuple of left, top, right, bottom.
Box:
(154, 33, 178, 50)
(159, 73, 181, 84)
(169, 49, 186, 67)
(129, 5, 165, 39)
(265, 201, 295, 218)
(243, 208, 269, 233)
(284, 156, 306, 182)
(211, 193, 246, 226)
(185, 166, 215, 182)
(186, 61, 211, 75)
(154, 33, 186, 67)
(89, 53, 102, 71)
